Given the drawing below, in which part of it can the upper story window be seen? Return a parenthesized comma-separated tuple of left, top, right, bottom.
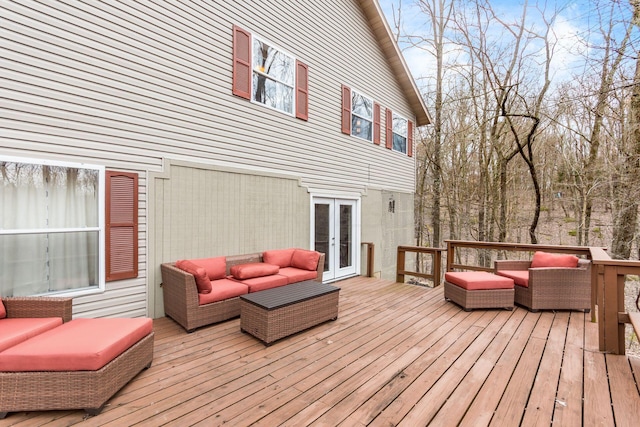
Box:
(0, 158, 104, 297)
(392, 113, 408, 154)
(351, 91, 374, 141)
(252, 37, 294, 114)
(233, 26, 308, 120)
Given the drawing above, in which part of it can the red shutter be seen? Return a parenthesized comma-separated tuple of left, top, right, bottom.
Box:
(106, 171, 138, 282)
(407, 120, 414, 157)
(232, 25, 251, 100)
(373, 102, 381, 145)
(296, 60, 309, 120)
(385, 108, 393, 149)
(341, 85, 351, 134)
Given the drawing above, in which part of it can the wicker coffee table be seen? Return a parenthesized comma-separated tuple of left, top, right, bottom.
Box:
(240, 280, 340, 345)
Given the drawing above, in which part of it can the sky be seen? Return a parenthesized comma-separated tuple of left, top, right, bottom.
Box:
(377, 0, 635, 93)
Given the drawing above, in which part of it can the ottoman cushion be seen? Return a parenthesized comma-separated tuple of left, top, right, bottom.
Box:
(445, 271, 514, 290)
(0, 317, 153, 371)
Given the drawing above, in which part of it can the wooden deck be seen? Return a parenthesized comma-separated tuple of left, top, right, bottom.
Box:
(4, 276, 640, 426)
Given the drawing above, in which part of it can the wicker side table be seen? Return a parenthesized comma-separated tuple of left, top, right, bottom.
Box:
(240, 280, 340, 345)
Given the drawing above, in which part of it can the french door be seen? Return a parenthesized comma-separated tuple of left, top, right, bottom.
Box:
(313, 198, 359, 282)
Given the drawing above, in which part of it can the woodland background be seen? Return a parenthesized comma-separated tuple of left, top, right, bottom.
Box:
(385, 0, 640, 264)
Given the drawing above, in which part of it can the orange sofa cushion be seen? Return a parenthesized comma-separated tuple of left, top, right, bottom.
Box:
(262, 249, 295, 268)
(230, 263, 279, 280)
(530, 251, 579, 268)
(291, 249, 321, 271)
(0, 298, 5, 319)
(198, 279, 248, 305)
(176, 259, 212, 294)
(241, 275, 288, 293)
(496, 270, 530, 288)
(0, 317, 153, 372)
(191, 256, 227, 280)
(277, 267, 318, 284)
(0, 317, 63, 353)
(445, 271, 514, 290)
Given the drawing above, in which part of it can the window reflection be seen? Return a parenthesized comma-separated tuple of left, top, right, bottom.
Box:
(252, 38, 295, 114)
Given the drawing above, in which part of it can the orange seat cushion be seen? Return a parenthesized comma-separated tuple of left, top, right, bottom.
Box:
(241, 275, 288, 293)
(277, 267, 318, 284)
(496, 270, 530, 288)
(0, 298, 6, 319)
(0, 317, 63, 352)
(198, 279, 248, 305)
(0, 318, 152, 372)
(445, 271, 514, 290)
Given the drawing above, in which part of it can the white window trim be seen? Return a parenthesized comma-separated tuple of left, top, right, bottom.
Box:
(351, 89, 374, 142)
(392, 112, 409, 154)
(0, 155, 106, 297)
(250, 34, 297, 117)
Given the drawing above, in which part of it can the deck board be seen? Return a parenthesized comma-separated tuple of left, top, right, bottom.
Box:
(3, 276, 640, 426)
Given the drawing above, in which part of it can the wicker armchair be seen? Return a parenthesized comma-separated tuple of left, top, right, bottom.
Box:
(494, 259, 591, 312)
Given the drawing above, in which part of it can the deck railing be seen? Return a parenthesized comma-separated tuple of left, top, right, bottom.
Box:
(396, 240, 640, 355)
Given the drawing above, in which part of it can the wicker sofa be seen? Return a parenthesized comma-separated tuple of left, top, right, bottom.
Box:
(160, 248, 325, 332)
(0, 297, 154, 418)
(494, 251, 591, 312)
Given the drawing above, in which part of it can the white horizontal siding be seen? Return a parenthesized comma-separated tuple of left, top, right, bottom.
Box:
(1, 0, 420, 317)
(1, 0, 416, 193)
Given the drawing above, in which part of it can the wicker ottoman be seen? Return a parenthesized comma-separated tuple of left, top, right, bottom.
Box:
(240, 280, 340, 345)
(444, 271, 515, 311)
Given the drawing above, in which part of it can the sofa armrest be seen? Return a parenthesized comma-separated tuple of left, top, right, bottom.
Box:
(494, 260, 531, 272)
(160, 263, 200, 322)
(3, 297, 73, 322)
(316, 252, 325, 282)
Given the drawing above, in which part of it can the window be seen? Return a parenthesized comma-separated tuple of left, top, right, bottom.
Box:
(351, 90, 374, 141)
(342, 85, 380, 144)
(392, 113, 408, 154)
(232, 26, 308, 120)
(252, 36, 294, 114)
(0, 158, 104, 297)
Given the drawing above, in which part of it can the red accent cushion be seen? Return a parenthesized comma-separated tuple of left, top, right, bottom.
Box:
(230, 263, 279, 280)
(198, 279, 248, 305)
(175, 260, 212, 294)
(496, 270, 530, 288)
(0, 318, 63, 352)
(530, 251, 579, 268)
(291, 249, 321, 271)
(241, 274, 289, 293)
(445, 271, 514, 290)
(0, 298, 5, 319)
(262, 249, 295, 268)
(0, 318, 153, 372)
(191, 256, 227, 280)
(277, 267, 319, 284)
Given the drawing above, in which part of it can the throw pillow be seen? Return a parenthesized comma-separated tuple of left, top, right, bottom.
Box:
(530, 251, 579, 268)
(230, 263, 279, 280)
(263, 248, 296, 268)
(175, 260, 212, 294)
(0, 298, 6, 319)
(291, 249, 321, 271)
(191, 256, 227, 280)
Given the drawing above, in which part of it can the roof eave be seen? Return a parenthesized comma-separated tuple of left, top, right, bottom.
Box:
(358, 0, 432, 126)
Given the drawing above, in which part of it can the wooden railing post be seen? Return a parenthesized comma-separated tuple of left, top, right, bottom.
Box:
(361, 242, 374, 278)
(396, 247, 406, 283)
